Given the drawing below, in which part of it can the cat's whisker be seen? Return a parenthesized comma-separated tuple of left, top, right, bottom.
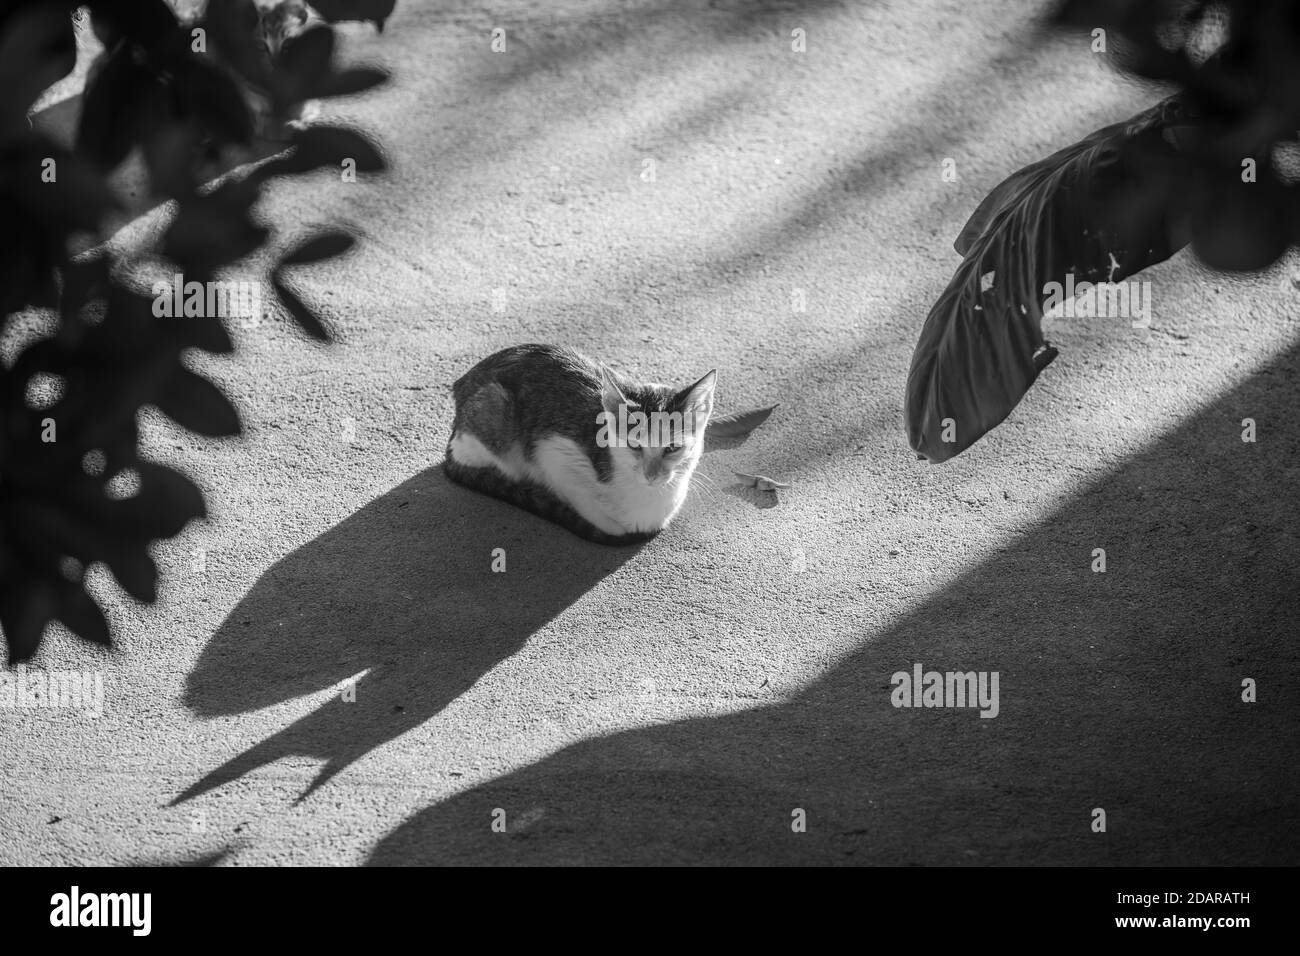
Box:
(687, 471, 725, 502)
(693, 470, 720, 490)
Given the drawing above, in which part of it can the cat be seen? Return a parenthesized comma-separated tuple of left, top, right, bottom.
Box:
(444, 345, 717, 545)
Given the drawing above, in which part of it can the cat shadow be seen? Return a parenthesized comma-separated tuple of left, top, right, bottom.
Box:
(174, 463, 642, 805)
(365, 343, 1300, 865)
(131, 848, 235, 867)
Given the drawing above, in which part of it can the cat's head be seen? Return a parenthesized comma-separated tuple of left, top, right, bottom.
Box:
(599, 367, 716, 487)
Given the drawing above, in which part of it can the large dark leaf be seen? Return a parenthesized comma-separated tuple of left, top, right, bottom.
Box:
(906, 97, 1192, 463)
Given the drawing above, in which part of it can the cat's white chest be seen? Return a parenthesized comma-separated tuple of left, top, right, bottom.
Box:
(606, 452, 691, 532)
(529, 435, 692, 535)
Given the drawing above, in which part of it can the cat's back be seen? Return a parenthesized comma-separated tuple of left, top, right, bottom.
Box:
(452, 344, 600, 409)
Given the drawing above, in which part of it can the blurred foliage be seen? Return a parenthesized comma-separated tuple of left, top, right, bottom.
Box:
(0, 0, 392, 663)
(1054, 0, 1300, 270)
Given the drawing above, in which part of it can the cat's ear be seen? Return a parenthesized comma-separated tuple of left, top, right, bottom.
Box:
(678, 370, 716, 419)
(599, 364, 633, 413)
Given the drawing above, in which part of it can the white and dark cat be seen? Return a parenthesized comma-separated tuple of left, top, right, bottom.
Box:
(445, 345, 716, 545)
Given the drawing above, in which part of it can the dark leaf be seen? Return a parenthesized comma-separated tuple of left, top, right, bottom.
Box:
(955, 96, 1195, 256)
(708, 404, 779, 438)
(907, 97, 1190, 463)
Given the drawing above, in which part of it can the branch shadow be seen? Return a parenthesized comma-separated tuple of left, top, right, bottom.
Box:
(367, 342, 1300, 865)
(174, 463, 643, 805)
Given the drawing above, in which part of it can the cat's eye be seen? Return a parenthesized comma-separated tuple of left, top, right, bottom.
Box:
(665, 443, 685, 455)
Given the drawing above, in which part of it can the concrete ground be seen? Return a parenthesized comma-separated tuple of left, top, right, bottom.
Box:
(2, 0, 1298, 865)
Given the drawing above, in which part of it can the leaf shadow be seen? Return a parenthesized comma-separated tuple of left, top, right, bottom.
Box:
(703, 432, 756, 453)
